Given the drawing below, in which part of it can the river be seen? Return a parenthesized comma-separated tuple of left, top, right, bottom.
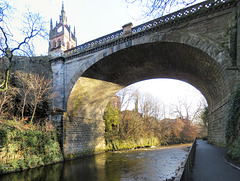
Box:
(0, 144, 191, 181)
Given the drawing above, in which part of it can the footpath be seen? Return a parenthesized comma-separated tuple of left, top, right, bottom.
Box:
(190, 139, 240, 181)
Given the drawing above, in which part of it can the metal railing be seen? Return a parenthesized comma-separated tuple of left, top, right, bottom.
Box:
(63, 0, 233, 57)
(175, 138, 197, 181)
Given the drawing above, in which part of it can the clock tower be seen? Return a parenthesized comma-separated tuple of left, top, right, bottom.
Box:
(49, 2, 77, 56)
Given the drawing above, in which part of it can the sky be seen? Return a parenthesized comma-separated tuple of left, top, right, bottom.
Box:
(10, 0, 206, 118)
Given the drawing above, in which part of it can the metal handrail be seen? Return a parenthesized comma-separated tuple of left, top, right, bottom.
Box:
(175, 138, 197, 181)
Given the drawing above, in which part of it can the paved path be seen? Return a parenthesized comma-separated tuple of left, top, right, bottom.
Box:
(190, 140, 240, 181)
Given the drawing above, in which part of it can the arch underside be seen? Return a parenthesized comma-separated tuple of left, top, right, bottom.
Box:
(68, 42, 231, 115)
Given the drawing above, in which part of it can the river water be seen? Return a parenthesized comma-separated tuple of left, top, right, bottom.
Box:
(0, 144, 190, 181)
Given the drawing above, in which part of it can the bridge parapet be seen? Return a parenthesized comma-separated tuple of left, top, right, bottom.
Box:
(64, 0, 235, 57)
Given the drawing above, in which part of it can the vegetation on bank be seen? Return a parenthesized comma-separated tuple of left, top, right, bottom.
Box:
(0, 118, 63, 174)
(0, 65, 61, 174)
(104, 103, 201, 151)
(226, 88, 240, 163)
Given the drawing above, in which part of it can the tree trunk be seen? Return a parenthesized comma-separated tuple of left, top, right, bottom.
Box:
(30, 102, 37, 124)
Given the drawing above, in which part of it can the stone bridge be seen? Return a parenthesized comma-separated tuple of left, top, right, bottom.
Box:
(50, 0, 240, 159)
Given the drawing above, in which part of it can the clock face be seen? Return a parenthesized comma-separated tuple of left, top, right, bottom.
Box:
(57, 27, 62, 33)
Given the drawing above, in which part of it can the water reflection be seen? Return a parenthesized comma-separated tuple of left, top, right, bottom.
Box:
(62, 154, 108, 181)
(0, 163, 63, 181)
(0, 145, 189, 181)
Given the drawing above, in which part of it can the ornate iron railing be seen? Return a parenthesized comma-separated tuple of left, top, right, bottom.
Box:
(64, 0, 233, 57)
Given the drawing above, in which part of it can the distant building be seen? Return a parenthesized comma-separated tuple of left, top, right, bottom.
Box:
(48, 2, 77, 57)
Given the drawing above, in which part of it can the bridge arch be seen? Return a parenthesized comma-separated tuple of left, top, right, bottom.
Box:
(63, 38, 233, 159)
(66, 33, 232, 110)
(67, 41, 231, 114)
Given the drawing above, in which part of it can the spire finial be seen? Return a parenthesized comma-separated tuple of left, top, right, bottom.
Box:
(50, 18, 53, 30)
(60, 1, 67, 24)
(62, 1, 64, 11)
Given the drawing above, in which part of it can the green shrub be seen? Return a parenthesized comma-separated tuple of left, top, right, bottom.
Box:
(17, 159, 27, 170)
(226, 88, 240, 162)
(0, 129, 8, 148)
(0, 119, 63, 174)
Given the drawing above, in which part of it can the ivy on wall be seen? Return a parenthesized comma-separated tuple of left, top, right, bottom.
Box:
(226, 88, 240, 161)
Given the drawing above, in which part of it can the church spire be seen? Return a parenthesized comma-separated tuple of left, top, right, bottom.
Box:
(60, 1, 67, 25)
(48, 1, 77, 56)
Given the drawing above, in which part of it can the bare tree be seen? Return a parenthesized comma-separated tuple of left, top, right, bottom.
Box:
(170, 98, 190, 119)
(138, 93, 165, 120)
(27, 74, 52, 124)
(0, 84, 18, 116)
(0, 1, 47, 92)
(2, 71, 52, 122)
(117, 87, 166, 120)
(191, 98, 207, 123)
(125, 0, 199, 19)
(170, 97, 207, 122)
(15, 71, 31, 120)
(117, 87, 139, 111)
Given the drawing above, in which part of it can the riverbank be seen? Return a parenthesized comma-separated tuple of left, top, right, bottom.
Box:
(105, 137, 160, 151)
(0, 119, 63, 175)
(112, 143, 192, 153)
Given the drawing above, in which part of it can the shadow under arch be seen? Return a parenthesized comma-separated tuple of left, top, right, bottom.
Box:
(64, 41, 233, 159)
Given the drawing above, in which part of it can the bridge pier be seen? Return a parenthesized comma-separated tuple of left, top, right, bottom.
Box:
(49, 112, 64, 151)
(62, 113, 106, 160)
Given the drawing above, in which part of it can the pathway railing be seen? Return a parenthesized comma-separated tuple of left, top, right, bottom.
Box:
(175, 138, 197, 181)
